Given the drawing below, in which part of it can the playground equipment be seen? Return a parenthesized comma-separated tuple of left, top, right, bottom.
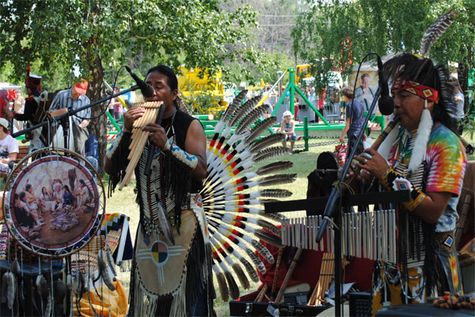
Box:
(272, 67, 329, 124)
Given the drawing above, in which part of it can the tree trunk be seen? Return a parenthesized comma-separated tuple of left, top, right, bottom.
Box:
(457, 61, 469, 114)
(87, 53, 107, 174)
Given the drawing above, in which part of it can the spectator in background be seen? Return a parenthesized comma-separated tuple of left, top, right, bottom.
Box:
(339, 87, 365, 156)
(112, 87, 123, 121)
(278, 110, 297, 152)
(305, 85, 317, 123)
(6, 72, 47, 153)
(0, 89, 17, 121)
(0, 118, 18, 173)
(49, 79, 91, 156)
(355, 73, 376, 115)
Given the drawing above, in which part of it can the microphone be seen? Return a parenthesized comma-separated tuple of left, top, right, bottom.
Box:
(125, 66, 155, 98)
(377, 56, 394, 115)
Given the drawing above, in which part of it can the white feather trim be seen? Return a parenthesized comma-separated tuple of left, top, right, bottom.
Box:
(408, 108, 433, 172)
(378, 123, 400, 160)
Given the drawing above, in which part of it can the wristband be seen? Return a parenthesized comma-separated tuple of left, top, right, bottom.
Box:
(382, 167, 426, 212)
(165, 137, 198, 169)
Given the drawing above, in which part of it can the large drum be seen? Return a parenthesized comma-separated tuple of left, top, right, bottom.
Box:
(2, 148, 104, 257)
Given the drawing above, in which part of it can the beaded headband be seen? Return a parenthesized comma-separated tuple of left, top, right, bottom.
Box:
(392, 80, 439, 103)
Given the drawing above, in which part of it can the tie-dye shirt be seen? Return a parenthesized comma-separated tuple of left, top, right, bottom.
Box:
(393, 123, 466, 232)
(425, 124, 466, 232)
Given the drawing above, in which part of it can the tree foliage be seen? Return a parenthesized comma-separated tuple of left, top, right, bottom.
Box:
(292, 0, 475, 92)
(0, 0, 258, 167)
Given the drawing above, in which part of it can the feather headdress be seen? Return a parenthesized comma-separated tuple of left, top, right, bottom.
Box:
(380, 9, 460, 165)
(200, 91, 296, 300)
(419, 10, 458, 57)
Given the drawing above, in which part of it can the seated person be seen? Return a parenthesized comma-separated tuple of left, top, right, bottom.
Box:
(277, 110, 297, 152)
(0, 118, 18, 173)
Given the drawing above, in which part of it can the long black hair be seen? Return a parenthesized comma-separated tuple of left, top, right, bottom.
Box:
(146, 65, 178, 91)
(144, 64, 192, 229)
(383, 53, 457, 131)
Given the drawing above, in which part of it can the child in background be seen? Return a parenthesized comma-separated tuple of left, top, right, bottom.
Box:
(278, 110, 296, 152)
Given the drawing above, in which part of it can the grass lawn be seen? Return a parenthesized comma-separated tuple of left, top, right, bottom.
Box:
(105, 131, 475, 316)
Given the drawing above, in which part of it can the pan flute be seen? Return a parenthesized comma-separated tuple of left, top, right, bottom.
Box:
(119, 101, 163, 189)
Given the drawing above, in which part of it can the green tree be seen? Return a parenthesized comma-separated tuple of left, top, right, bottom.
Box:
(0, 0, 257, 167)
(292, 0, 475, 94)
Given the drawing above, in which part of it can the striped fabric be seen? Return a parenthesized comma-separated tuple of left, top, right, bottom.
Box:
(49, 89, 91, 125)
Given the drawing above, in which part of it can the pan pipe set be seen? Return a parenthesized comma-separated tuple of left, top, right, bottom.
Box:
(119, 101, 162, 189)
(281, 210, 397, 263)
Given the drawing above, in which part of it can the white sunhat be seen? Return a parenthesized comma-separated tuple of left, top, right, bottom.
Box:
(0, 118, 9, 130)
(283, 110, 292, 117)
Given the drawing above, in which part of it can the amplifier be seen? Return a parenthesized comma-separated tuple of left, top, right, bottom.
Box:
(229, 301, 329, 316)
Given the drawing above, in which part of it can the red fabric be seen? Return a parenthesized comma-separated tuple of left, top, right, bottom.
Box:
(335, 144, 348, 167)
(318, 90, 326, 110)
(238, 240, 375, 302)
(6, 89, 16, 101)
(0, 91, 8, 118)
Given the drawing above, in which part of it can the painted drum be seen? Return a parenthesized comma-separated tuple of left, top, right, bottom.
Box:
(2, 148, 104, 257)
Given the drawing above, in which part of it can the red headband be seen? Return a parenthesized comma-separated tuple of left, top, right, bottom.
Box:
(392, 80, 439, 103)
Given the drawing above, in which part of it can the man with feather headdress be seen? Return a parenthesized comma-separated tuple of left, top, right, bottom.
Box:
(355, 11, 466, 297)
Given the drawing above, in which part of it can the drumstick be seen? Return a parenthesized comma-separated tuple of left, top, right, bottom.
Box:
(274, 248, 303, 303)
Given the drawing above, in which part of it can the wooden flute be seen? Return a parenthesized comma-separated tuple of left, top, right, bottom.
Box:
(118, 101, 163, 189)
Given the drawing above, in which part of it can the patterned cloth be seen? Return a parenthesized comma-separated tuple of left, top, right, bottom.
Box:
(391, 123, 466, 232)
(426, 124, 466, 231)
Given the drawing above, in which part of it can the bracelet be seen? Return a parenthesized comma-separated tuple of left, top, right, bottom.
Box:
(382, 167, 426, 212)
(165, 138, 198, 169)
(164, 137, 173, 152)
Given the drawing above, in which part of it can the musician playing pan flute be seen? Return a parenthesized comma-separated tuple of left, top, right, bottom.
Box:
(354, 54, 466, 296)
(105, 65, 210, 316)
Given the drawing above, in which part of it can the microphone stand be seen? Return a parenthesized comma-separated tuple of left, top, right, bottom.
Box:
(60, 115, 70, 149)
(12, 85, 141, 139)
(315, 86, 381, 317)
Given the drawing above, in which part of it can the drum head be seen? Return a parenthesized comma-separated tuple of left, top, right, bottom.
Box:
(3, 148, 104, 257)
